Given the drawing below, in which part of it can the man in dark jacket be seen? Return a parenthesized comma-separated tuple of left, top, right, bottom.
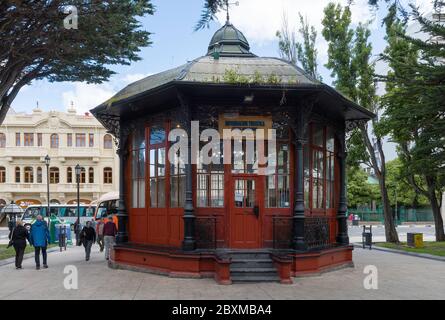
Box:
(80, 221, 96, 261)
(29, 215, 51, 270)
(8, 220, 29, 269)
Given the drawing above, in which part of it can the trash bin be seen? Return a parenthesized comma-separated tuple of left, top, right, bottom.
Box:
(407, 233, 423, 248)
(362, 225, 372, 250)
(48, 215, 61, 244)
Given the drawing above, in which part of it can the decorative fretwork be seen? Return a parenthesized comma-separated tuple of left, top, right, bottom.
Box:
(304, 217, 332, 250)
(345, 119, 367, 132)
(195, 216, 217, 250)
(272, 216, 293, 250)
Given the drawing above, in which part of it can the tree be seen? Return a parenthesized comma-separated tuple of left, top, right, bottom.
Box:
(195, 0, 226, 31)
(322, 2, 399, 242)
(0, 1, 154, 125)
(385, 158, 429, 208)
(276, 13, 321, 80)
(379, 3, 445, 241)
(347, 166, 380, 209)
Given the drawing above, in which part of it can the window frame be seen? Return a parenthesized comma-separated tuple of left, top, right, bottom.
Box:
(76, 133, 86, 147)
(24, 133, 34, 147)
(0, 133, 6, 148)
(104, 167, 113, 184)
(50, 134, 59, 148)
(49, 167, 60, 184)
(0, 167, 6, 183)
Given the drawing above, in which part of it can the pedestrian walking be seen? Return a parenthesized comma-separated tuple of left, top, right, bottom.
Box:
(74, 218, 81, 246)
(8, 220, 30, 269)
(29, 215, 51, 270)
(80, 221, 96, 261)
(103, 215, 117, 260)
(96, 218, 105, 252)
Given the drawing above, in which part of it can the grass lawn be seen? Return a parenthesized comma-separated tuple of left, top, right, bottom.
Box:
(376, 242, 445, 257)
(0, 244, 57, 261)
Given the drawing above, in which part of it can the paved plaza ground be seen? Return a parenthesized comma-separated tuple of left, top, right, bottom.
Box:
(0, 240, 444, 300)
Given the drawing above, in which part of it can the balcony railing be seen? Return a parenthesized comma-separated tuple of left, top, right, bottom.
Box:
(195, 216, 217, 250)
(272, 216, 333, 251)
(304, 216, 332, 251)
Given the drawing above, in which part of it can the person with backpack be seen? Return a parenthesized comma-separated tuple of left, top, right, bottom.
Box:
(80, 221, 96, 261)
(8, 220, 30, 270)
(29, 215, 51, 270)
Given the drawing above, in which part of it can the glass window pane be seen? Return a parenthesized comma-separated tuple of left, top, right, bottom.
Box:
(158, 148, 166, 177)
(150, 126, 166, 145)
(170, 176, 178, 208)
(313, 124, 324, 147)
(138, 180, 145, 208)
(157, 178, 165, 207)
(304, 144, 310, 208)
(150, 178, 157, 207)
(132, 127, 145, 150)
(327, 128, 335, 152)
(178, 175, 186, 207)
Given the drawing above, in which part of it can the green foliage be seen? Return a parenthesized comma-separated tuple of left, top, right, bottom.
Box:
(321, 3, 379, 166)
(385, 159, 429, 207)
(221, 69, 284, 85)
(277, 13, 321, 80)
(380, 3, 445, 200)
(322, 3, 357, 101)
(195, 0, 225, 31)
(347, 166, 380, 208)
(0, 0, 154, 124)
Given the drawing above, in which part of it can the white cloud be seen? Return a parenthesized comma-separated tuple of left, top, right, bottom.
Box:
(62, 82, 115, 114)
(122, 73, 152, 84)
(61, 73, 153, 114)
(216, 0, 375, 45)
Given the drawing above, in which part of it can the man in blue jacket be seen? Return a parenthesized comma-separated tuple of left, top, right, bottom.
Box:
(29, 215, 51, 270)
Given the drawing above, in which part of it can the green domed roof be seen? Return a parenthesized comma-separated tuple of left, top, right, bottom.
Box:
(207, 21, 255, 57)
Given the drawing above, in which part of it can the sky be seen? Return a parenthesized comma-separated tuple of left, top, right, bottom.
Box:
(10, 0, 436, 160)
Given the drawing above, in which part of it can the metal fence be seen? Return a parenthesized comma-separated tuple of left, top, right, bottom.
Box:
(349, 207, 435, 223)
(272, 216, 332, 251)
(195, 216, 217, 250)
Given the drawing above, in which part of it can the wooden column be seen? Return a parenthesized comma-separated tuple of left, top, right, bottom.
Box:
(336, 129, 349, 245)
(116, 124, 129, 244)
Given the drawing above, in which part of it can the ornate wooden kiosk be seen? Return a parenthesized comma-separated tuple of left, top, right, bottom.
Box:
(91, 21, 374, 284)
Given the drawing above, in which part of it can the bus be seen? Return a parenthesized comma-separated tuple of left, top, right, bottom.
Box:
(94, 192, 119, 226)
(21, 204, 96, 229)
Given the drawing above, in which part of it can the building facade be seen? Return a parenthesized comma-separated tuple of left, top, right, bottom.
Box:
(0, 106, 119, 208)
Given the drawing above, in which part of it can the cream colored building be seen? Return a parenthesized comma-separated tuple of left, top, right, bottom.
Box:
(0, 106, 119, 207)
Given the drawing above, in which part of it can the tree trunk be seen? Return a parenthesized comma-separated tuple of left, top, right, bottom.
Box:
(425, 176, 445, 242)
(359, 125, 399, 243)
(380, 177, 399, 243)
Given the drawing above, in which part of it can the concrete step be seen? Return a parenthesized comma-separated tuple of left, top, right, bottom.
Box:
(231, 267, 277, 273)
(231, 274, 281, 283)
(229, 251, 280, 283)
(231, 260, 274, 269)
(230, 253, 271, 260)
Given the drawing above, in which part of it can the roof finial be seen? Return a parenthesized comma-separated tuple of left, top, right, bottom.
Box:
(225, 0, 239, 23)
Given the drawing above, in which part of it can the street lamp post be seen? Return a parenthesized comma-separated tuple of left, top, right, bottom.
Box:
(75, 164, 81, 245)
(45, 155, 51, 221)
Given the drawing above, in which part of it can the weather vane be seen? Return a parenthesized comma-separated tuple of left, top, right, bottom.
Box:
(225, 0, 239, 23)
